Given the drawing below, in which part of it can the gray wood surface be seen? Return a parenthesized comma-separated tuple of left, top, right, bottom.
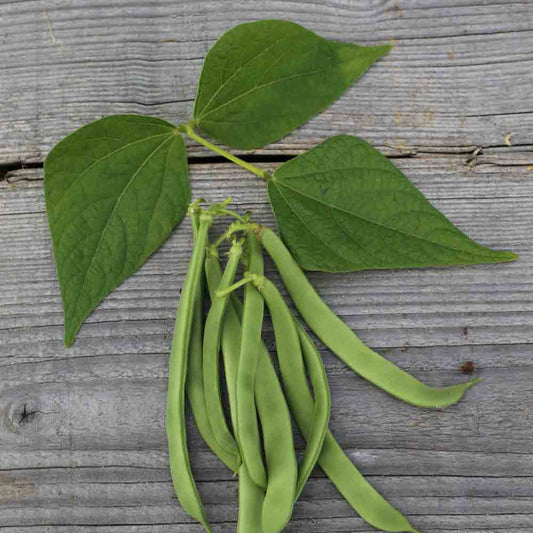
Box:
(1, 1, 532, 532)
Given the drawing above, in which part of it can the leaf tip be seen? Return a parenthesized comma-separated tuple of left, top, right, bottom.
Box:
(63, 320, 79, 347)
(469, 377, 484, 388)
(64, 335, 75, 348)
(376, 42, 393, 57)
(496, 250, 519, 263)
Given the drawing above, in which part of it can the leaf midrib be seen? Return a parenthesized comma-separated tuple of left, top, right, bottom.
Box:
(196, 34, 291, 119)
(67, 135, 175, 335)
(271, 181, 351, 267)
(199, 65, 338, 122)
(273, 177, 503, 259)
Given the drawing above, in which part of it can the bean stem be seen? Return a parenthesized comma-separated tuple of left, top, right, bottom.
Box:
(216, 275, 253, 298)
(181, 122, 272, 180)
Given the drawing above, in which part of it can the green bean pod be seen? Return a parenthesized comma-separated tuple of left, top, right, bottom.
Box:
(238, 464, 265, 533)
(185, 221, 240, 473)
(294, 321, 331, 499)
(205, 248, 264, 532)
(252, 275, 419, 533)
(255, 338, 298, 533)
(205, 249, 296, 533)
(202, 241, 242, 465)
(236, 233, 267, 488)
(253, 276, 329, 501)
(258, 226, 481, 409)
(166, 212, 212, 533)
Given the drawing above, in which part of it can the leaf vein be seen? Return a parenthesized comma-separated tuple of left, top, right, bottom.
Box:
(272, 182, 349, 266)
(275, 180, 498, 259)
(67, 135, 174, 330)
(51, 133, 172, 216)
(197, 34, 290, 118)
(199, 65, 336, 121)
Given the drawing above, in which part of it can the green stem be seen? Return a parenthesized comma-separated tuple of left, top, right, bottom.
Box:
(180, 123, 272, 181)
(216, 276, 253, 298)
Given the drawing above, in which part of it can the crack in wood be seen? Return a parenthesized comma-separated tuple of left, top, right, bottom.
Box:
(3, 143, 532, 183)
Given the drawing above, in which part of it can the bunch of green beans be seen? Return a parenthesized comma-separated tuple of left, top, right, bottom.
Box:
(166, 201, 481, 533)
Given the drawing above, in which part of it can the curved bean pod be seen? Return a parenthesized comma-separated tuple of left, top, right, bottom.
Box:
(253, 276, 329, 501)
(186, 255, 240, 472)
(294, 321, 331, 499)
(166, 212, 212, 533)
(252, 275, 419, 533)
(205, 251, 296, 533)
(205, 248, 264, 532)
(202, 241, 242, 464)
(258, 226, 481, 409)
(236, 233, 267, 488)
(185, 220, 240, 472)
(255, 341, 298, 533)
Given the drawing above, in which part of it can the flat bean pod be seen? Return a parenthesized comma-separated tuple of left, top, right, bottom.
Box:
(255, 340, 298, 533)
(254, 276, 329, 500)
(185, 218, 240, 472)
(258, 226, 481, 409)
(252, 275, 419, 533)
(205, 247, 265, 532)
(294, 321, 331, 499)
(206, 251, 295, 532)
(202, 241, 242, 464)
(236, 233, 267, 488)
(237, 464, 265, 533)
(166, 212, 212, 533)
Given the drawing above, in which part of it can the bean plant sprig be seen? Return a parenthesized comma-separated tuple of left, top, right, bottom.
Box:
(41, 18, 518, 533)
(44, 19, 516, 345)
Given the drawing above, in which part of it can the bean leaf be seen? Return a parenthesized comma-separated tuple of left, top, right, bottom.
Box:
(268, 135, 518, 272)
(44, 115, 190, 345)
(194, 20, 390, 149)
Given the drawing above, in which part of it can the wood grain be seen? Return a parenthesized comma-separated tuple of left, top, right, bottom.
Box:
(1, 0, 533, 531)
(1, 0, 532, 164)
(1, 154, 532, 531)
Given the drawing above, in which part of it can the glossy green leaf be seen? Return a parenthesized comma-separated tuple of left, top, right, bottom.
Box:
(44, 115, 190, 345)
(194, 20, 390, 149)
(268, 135, 518, 272)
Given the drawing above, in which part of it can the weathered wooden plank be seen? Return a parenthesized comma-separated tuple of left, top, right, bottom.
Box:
(3, 472, 532, 510)
(1, 507, 532, 532)
(1, 0, 532, 163)
(2, 364, 532, 452)
(3, 447, 533, 480)
(2, 529, 533, 533)
(2, 527, 533, 533)
(1, 487, 532, 525)
(2, 2, 533, 528)
(1, 152, 532, 530)
(1, 157, 531, 358)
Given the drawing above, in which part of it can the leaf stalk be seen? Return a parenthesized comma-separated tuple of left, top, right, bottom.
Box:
(180, 123, 272, 181)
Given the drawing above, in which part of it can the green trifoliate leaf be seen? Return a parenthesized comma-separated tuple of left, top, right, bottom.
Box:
(44, 115, 190, 345)
(194, 20, 390, 149)
(268, 135, 518, 272)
